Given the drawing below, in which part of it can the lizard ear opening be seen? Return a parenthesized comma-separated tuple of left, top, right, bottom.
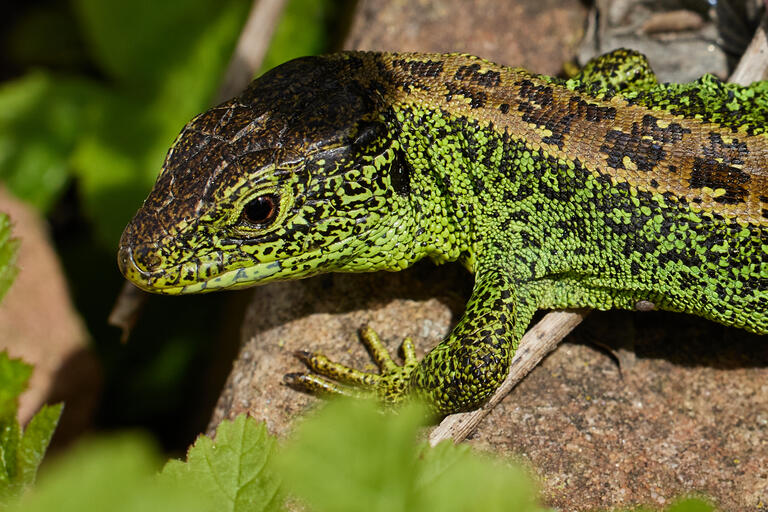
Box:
(390, 149, 412, 197)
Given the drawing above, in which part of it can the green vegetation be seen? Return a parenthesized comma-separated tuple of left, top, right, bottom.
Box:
(7, 434, 208, 512)
(0, 215, 18, 302)
(0, 219, 62, 506)
(160, 415, 282, 511)
(274, 401, 545, 512)
(2, 393, 714, 512)
(0, 352, 62, 507)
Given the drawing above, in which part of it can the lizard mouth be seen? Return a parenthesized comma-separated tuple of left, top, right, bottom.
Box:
(117, 243, 280, 294)
(117, 245, 226, 295)
(117, 243, 328, 295)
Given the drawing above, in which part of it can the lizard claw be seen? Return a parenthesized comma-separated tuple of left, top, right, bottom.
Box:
(285, 326, 418, 405)
(283, 372, 370, 399)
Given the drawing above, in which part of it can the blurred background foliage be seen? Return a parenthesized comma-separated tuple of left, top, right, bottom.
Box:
(0, 0, 352, 450)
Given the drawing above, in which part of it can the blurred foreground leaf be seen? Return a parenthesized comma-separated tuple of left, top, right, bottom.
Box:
(0, 214, 19, 302)
(160, 414, 282, 512)
(665, 498, 715, 512)
(0, 353, 62, 506)
(276, 399, 547, 512)
(8, 435, 210, 512)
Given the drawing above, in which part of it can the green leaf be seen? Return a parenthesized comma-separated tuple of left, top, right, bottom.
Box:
(276, 399, 548, 512)
(16, 404, 63, 490)
(0, 420, 21, 498)
(0, 353, 61, 505)
(665, 498, 714, 512)
(0, 353, 31, 421)
(416, 441, 542, 512)
(0, 214, 19, 302)
(72, 0, 248, 90)
(0, 72, 100, 212)
(159, 414, 282, 512)
(9, 435, 212, 512)
(0, 353, 30, 499)
(276, 400, 423, 512)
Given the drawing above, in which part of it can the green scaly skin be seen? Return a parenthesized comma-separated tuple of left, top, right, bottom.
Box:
(119, 49, 767, 414)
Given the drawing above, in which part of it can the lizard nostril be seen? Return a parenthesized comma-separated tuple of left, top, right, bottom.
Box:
(132, 245, 162, 271)
(118, 244, 162, 276)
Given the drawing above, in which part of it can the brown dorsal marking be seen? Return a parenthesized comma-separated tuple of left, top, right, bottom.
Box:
(371, 52, 768, 226)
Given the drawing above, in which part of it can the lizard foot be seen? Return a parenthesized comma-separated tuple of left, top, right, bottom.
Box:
(284, 325, 418, 405)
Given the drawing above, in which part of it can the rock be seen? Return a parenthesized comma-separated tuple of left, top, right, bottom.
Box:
(468, 311, 767, 511)
(209, 262, 469, 436)
(347, 0, 587, 76)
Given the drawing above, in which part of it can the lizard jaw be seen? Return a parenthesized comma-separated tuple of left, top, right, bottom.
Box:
(117, 243, 283, 294)
(117, 243, 331, 295)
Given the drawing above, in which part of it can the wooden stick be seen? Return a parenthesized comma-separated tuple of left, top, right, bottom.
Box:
(728, 12, 768, 85)
(215, 0, 289, 103)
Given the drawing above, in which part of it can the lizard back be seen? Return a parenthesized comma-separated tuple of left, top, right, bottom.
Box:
(374, 52, 768, 226)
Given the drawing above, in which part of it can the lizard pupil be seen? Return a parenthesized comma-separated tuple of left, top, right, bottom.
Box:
(243, 195, 277, 225)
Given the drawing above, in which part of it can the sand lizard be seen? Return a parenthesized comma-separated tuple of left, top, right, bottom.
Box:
(118, 49, 768, 414)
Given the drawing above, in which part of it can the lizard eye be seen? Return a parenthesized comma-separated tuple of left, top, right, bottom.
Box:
(242, 194, 278, 226)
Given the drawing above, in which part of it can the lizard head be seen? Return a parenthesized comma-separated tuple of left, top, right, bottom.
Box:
(118, 54, 419, 294)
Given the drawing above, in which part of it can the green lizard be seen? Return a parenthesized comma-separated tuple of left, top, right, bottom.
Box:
(118, 49, 768, 414)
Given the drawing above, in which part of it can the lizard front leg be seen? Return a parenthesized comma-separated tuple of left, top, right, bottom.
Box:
(288, 265, 542, 415)
(411, 266, 540, 413)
